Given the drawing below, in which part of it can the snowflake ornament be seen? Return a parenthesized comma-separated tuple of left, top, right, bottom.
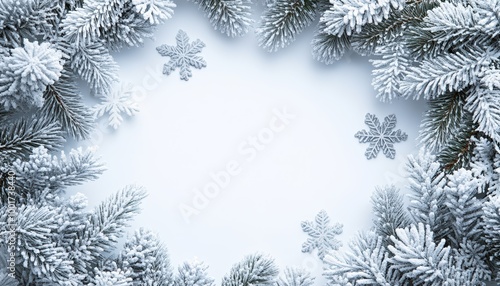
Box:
(156, 30, 207, 81)
(93, 82, 139, 129)
(355, 113, 408, 160)
(301, 210, 343, 260)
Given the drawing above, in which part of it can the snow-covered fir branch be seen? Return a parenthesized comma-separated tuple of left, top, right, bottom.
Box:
(323, 147, 500, 285)
(260, 0, 500, 162)
(1, 0, 500, 285)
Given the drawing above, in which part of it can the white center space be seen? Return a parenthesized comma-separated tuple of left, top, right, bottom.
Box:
(71, 3, 427, 284)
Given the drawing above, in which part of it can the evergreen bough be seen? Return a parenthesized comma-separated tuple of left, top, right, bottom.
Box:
(2, 0, 500, 285)
(259, 0, 500, 171)
(323, 148, 500, 285)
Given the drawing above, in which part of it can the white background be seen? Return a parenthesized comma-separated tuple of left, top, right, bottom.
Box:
(72, 3, 428, 284)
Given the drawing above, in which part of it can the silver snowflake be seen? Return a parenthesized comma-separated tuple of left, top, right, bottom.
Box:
(301, 210, 343, 260)
(156, 30, 206, 81)
(93, 82, 139, 129)
(355, 113, 407, 160)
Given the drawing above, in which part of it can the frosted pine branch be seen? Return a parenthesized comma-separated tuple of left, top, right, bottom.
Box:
(257, 0, 318, 52)
(132, 0, 176, 25)
(465, 84, 500, 143)
(120, 228, 174, 286)
(311, 19, 351, 64)
(276, 267, 314, 286)
(389, 223, 450, 285)
(418, 91, 467, 152)
(406, 150, 449, 240)
(0, 117, 64, 163)
(78, 186, 147, 271)
(0, 40, 64, 110)
(320, 0, 405, 37)
(12, 146, 105, 198)
(400, 47, 494, 100)
(70, 43, 120, 95)
(221, 253, 279, 286)
(371, 186, 411, 242)
(324, 231, 401, 285)
(61, 0, 125, 46)
(41, 70, 94, 140)
(190, 0, 252, 37)
(371, 41, 409, 102)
